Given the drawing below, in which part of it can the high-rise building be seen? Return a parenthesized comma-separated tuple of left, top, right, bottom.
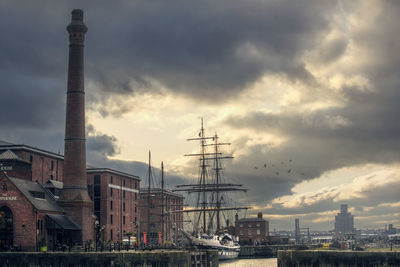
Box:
(295, 218, 300, 244)
(334, 204, 354, 238)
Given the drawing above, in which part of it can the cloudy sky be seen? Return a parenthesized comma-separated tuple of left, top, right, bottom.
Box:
(1, 0, 399, 231)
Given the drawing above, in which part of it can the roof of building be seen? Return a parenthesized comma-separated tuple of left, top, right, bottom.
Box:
(0, 149, 26, 161)
(87, 168, 140, 181)
(46, 214, 81, 230)
(44, 179, 64, 190)
(237, 217, 266, 222)
(0, 140, 141, 180)
(8, 177, 64, 212)
(139, 188, 184, 198)
(0, 141, 63, 160)
(0, 140, 14, 146)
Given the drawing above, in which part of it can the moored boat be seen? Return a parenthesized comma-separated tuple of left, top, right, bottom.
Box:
(174, 119, 248, 260)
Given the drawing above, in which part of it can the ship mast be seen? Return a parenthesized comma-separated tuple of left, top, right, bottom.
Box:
(161, 161, 164, 244)
(174, 119, 248, 234)
(147, 151, 152, 238)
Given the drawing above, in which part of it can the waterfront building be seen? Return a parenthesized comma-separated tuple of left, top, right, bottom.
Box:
(334, 204, 354, 238)
(139, 188, 184, 245)
(87, 169, 140, 242)
(235, 212, 269, 245)
(0, 142, 141, 249)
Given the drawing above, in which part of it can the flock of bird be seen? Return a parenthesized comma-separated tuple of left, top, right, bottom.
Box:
(253, 159, 306, 176)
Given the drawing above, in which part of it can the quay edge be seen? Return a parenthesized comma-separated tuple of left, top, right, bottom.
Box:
(0, 249, 219, 267)
(278, 250, 400, 267)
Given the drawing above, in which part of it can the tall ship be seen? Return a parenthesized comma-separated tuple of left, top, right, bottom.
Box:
(174, 119, 248, 260)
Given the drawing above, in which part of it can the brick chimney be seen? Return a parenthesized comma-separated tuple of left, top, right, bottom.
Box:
(59, 9, 94, 243)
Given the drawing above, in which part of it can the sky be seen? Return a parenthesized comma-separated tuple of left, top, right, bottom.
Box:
(0, 0, 399, 231)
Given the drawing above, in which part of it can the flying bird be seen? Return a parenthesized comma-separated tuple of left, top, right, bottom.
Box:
(288, 169, 291, 173)
(275, 172, 279, 176)
(264, 164, 267, 168)
(254, 166, 258, 170)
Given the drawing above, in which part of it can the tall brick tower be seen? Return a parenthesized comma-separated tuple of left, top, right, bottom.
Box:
(59, 9, 94, 243)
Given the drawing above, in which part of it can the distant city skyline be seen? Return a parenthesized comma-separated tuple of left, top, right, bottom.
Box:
(0, 0, 399, 230)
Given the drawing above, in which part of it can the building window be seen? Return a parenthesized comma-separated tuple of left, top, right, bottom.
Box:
(30, 155, 33, 162)
(110, 176, 113, 184)
(134, 183, 137, 189)
(123, 191, 125, 199)
(123, 179, 125, 187)
(134, 193, 137, 200)
(134, 217, 137, 223)
(94, 175, 101, 220)
(110, 229, 113, 241)
(110, 188, 113, 196)
(50, 161, 54, 170)
(240, 224, 243, 227)
(248, 224, 252, 227)
(123, 202, 125, 212)
(257, 229, 261, 235)
(134, 205, 137, 213)
(50, 175, 53, 180)
(94, 175, 100, 184)
(110, 201, 113, 210)
(110, 214, 113, 225)
(123, 216, 125, 225)
(257, 223, 260, 227)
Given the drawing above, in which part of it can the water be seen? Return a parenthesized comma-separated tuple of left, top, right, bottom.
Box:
(219, 258, 277, 267)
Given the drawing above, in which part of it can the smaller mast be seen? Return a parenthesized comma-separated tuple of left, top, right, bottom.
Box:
(161, 161, 164, 244)
(146, 150, 152, 242)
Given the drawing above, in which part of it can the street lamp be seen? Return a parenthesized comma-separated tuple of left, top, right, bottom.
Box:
(95, 220, 100, 251)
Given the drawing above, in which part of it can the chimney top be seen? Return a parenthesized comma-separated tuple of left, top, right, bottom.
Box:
(67, 9, 87, 34)
(257, 212, 263, 219)
(71, 9, 84, 21)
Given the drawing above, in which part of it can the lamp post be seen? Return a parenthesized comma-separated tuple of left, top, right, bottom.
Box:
(95, 220, 100, 251)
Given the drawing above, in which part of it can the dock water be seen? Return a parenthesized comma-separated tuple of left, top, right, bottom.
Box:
(0, 249, 218, 267)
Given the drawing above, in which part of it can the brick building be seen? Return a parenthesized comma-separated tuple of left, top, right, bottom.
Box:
(0, 140, 64, 184)
(139, 188, 183, 245)
(87, 168, 140, 242)
(235, 212, 269, 245)
(0, 172, 80, 251)
(0, 142, 141, 250)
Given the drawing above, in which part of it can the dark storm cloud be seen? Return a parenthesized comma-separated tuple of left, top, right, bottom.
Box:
(223, 0, 400, 181)
(83, 0, 335, 104)
(87, 133, 118, 158)
(0, 0, 339, 133)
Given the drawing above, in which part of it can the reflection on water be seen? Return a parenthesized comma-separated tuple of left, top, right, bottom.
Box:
(219, 258, 277, 267)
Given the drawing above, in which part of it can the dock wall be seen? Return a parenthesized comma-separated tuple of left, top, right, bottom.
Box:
(0, 250, 218, 267)
(278, 250, 400, 267)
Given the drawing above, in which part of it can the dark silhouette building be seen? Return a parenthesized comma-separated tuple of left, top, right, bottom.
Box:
(334, 204, 354, 238)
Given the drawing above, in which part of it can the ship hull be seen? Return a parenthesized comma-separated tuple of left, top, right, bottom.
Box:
(180, 230, 240, 260)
